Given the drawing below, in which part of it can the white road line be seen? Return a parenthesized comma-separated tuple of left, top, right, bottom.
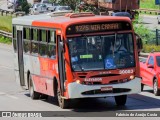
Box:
(0, 91, 18, 99)
(0, 92, 5, 95)
(0, 65, 14, 70)
(5, 94, 18, 99)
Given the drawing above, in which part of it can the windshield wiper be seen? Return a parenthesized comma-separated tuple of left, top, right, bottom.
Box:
(78, 64, 84, 71)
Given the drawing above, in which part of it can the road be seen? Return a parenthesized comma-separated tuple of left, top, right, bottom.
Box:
(0, 43, 160, 119)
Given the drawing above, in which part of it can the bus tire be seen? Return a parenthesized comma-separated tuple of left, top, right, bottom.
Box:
(57, 88, 69, 109)
(153, 79, 160, 96)
(29, 75, 40, 99)
(141, 83, 144, 91)
(40, 94, 48, 99)
(114, 95, 127, 106)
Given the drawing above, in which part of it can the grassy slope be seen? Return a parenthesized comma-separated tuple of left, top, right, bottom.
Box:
(140, 0, 160, 9)
(0, 15, 12, 44)
(0, 15, 12, 32)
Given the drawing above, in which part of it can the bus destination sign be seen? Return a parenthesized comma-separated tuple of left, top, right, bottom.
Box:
(66, 22, 131, 35)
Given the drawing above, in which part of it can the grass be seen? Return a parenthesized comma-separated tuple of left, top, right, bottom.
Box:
(0, 15, 12, 32)
(140, 0, 160, 9)
(0, 36, 12, 44)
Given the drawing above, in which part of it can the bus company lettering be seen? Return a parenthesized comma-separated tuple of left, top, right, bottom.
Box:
(84, 78, 102, 82)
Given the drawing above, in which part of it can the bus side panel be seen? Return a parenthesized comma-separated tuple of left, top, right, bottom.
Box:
(46, 59, 59, 96)
(30, 55, 41, 92)
(14, 52, 21, 86)
(23, 54, 32, 89)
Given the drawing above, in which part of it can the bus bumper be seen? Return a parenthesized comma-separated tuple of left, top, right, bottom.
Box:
(68, 77, 141, 99)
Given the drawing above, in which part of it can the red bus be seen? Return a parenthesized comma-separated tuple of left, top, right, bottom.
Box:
(12, 12, 141, 109)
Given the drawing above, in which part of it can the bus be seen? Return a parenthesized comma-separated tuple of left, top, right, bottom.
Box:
(12, 12, 142, 109)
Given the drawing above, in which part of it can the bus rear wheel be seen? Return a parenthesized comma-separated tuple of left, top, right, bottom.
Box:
(114, 95, 127, 106)
(57, 88, 69, 109)
(29, 75, 40, 99)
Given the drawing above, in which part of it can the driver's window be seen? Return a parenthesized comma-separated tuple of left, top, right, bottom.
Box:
(148, 56, 154, 65)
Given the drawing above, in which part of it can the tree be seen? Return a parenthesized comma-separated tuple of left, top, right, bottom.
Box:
(58, 0, 80, 11)
(16, 0, 31, 14)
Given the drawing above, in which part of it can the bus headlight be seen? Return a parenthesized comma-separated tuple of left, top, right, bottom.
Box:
(76, 80, 81, 84)
(130, 75, 135, 80)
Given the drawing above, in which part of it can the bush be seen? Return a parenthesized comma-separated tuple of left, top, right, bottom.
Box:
(142, 45, 160, 53)
(0, 36, 12, 44)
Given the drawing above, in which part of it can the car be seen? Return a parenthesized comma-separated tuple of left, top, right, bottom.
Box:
(157, 15, 160, 24)
(140, 52, 160, 96)
(29, 3, 54, 15)
(112, 12, 132, 19)
(7, 0, 18, 9)
(53, 6, 72, 12)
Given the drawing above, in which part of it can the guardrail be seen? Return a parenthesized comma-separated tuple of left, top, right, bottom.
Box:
(136, 8, 160, 15)
(0, 9, 25, 17)
(0, 30, 12, 39)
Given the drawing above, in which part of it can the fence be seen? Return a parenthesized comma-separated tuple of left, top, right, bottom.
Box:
(136, 8, 160, 15)
(0, 9, 25, 17)
(0, 30, 12, 39)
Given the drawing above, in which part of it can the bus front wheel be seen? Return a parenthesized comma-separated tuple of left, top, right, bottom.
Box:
(114, 95, 127, 106)
(57, 88, 69, 109)
(29, 75, 40, 99)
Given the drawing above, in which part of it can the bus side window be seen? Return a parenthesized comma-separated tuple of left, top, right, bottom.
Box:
(32, 42, 39, 55)
(48, 30, 56, 59)
(32, 29, 38, 41)
(39, 43, 47, 57)
(23, 41, 30, 54)
(23, 27, 31, 54)
(39, 29, 47, 57)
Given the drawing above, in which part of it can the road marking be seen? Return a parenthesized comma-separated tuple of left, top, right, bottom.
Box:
(0, 91, 18, 99)
(5, 94, 18, 99)
(0, 65, 14, 70)
(0, 92, 5, 95)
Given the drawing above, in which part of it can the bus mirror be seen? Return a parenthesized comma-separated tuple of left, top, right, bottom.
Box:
(137, 38, 143, 50)
(135, 33, 143, 54)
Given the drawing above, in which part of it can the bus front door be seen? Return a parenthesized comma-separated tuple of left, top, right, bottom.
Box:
(57, 35, 65, 96)
(17, 30, 25, 87)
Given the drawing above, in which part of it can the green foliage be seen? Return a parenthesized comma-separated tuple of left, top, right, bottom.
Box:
(0, 15, 12, 32)
(133, 15, 155, 45)
(16, 0, 31, 14)
(142, 45, 160, 53)
(49, 0, 57, 3)
(57, 0, 79, 11)
(0, 36, 12, 44)
(140, 0, 159, 9)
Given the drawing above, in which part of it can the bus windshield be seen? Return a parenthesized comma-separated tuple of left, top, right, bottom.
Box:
(68, 33, 135, 71)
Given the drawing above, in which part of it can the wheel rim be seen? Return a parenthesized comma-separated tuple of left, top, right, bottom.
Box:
(29, 78, 34, 96)
(57, 89, 62, 107)
(154, 81, 158, 94)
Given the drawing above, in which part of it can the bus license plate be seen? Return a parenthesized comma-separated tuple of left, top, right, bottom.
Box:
(101, 86, 113, 92)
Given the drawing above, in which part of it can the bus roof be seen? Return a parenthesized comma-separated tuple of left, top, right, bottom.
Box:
(12, 13, 132, 29)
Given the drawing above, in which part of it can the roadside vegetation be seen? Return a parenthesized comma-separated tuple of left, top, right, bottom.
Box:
(0, 15, 12, 44)
(133, 16, 158, 53)
(0, 36, 12, 44)
(0, 15, 12, 32)
(140, 0, 160, 9)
